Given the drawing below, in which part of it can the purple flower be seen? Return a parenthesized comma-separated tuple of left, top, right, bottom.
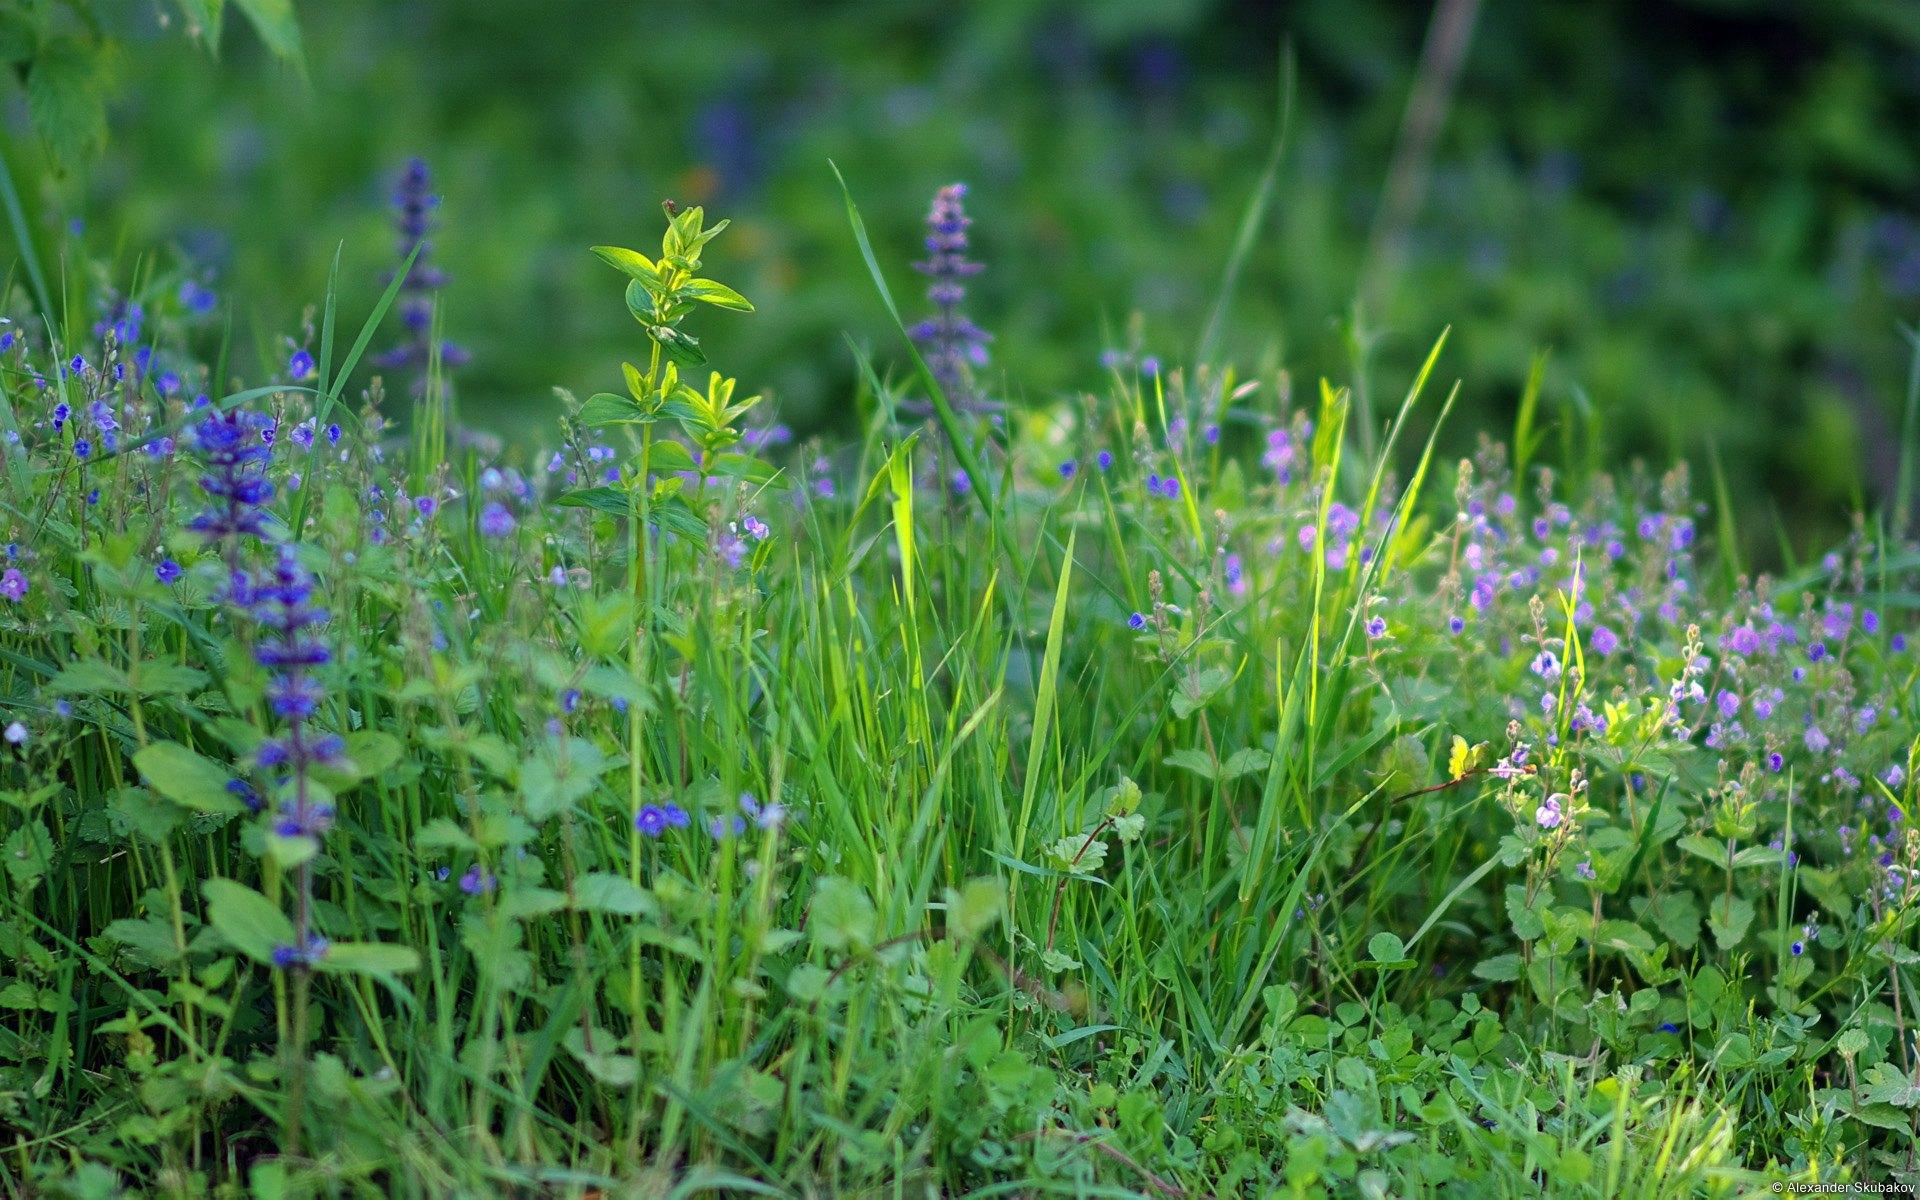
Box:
(635, 802, 689, 837)
(270, 934, 330, 970)
(1365, 615, 1388, 639)
(478, 501, 516, 538)
(1058, 459, 1077, 480)
(1096, 451, 1114, 471)
(374, 158, 468, 389)
(1589, 624, 1619, 656)
(908, 183, 993, 415)
(155, 559, 182, 585)
(1127, 612, 1147, 631)
(0, 568, 25, 602)
(288, 348, 316, 381)
(458, 864, 496, 895)
(187, 408, 276, 542)
(1535, 795, 1564, 830)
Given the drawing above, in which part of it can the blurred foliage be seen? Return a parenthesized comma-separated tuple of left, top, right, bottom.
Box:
(3, 0, 1918, 547)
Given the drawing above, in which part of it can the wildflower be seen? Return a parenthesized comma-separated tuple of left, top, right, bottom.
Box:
(1096, 450, 1114, 471)
(187, 408, 275, 542)
(458, 864, 496, 896)
(1535, 795, 1564, 829)
(1365, 615, 1388, 639)
(0, 568, 25, 602)
(155, 560, 182, 585)
(270, 935, 330, 970)
(374, 158, 468, 388)
(1058, 459, 1077, 480)
(907, 183, 993, 415)
(1127, 612, 1147, 631)
(478, 501, 516, 538)
(1589, 625, 1619, 656)
(742, 514, 770, 541)
(635, 803, 690, 837)
(739, 792, 787, 830)
(179, 279, 217, 314)
(3, 721, 25, 744)
(288, 348, 316, 381)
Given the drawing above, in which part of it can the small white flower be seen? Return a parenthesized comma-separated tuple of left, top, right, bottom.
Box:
(4, 721, 26, 745)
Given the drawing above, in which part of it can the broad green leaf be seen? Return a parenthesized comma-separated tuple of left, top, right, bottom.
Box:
(203, 879, 294, 965)
(579, 392, 654, 426)
(591, 245, 659, 281)
(810, 876, 875, 952)
(572, 872, 654, 916)
(133, 741, 244, 814)
(682, 278, 754, 311)
(318, 942, 421, 976)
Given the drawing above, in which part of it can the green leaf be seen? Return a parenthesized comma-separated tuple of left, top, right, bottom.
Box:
(1473, 953, 1523, 982)
(232, 0, 304, 60)
(578, 392, 655, 426)
(1505, 885, 1545, 942)
(1368, 932, 1409, 964)
(1163, 748, 1216, 780)
(681, 278, 754, 311)
(553, 486, 633, 518)
(203, 879, 295, 965)
(647, 440, 700, 474)
(810, 876, 875, 952)
(27, 40, 108, 163)
(563, 1025, 639, 1086)
(1706, 895, 1754, 951)
(947, 877, 1005, 939)
(572, 872, 655, 916)
(48, 659, 130, 695)
(1675, 835, 1728, 869)
(650, 495, 708, 540)
(133, 741, 244, 814)
(317, 943, 421, 977)
(591, 245, 659, 282)
(3, 822, 51, 889)
(102, 914, 183, 969)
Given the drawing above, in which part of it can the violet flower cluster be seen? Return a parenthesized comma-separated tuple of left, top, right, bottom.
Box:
(374, 157, 468, 389)
(907, 183, 993, 416)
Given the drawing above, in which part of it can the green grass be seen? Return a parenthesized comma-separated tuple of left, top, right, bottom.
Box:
(0, 213, 1917, 1198)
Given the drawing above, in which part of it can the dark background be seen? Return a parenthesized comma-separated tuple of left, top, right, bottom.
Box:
(9, 0, 1920, 548)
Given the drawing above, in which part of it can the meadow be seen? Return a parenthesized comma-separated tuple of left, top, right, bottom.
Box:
(0, 147, 1915, 1197)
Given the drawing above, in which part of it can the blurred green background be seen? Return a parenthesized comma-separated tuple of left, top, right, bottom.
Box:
(6, 0, 1920, 546)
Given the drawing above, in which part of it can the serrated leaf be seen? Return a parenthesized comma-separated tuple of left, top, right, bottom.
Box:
(1706, 895, 1754, 951)
(1473, 953, 1523, 981)
(810, 876, 874, 952)
(572, 872, 654, 916)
